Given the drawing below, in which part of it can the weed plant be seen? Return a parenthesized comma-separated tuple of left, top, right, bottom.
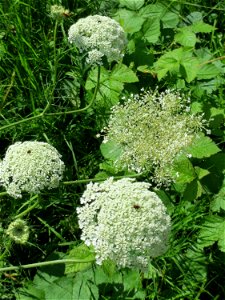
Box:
(0, 0, 225, 299)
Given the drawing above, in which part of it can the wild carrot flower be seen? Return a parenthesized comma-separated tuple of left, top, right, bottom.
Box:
(103, 89, 205, 186)
(68, 15, 127, 65)
(77, 177, 171, 270)
(0, 141, 65, 198)
(6, 219, 29, 244)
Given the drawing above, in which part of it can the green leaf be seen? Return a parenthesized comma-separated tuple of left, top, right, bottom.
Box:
(114, 9, 145, 34)
(180, 56, 199, 82)
(100, 140, 123, 161)
(119, 0, 145, 10)
(172, 154, 196, 184)
(197, 63, 222, 80)
(65, 243, 95, 274)
(44, 274, 99, 300)
(175, 28, 197, 47)
(186, 134, 220, 159)
(111, 64, 138, 83)
(183, 179, 204, 201)
(139, 3, 179, 28)
(195, 167, 210, 180)
(198, 215, 225, 252)
(191, 21, 216, 33)
(85, 65, 138, 109)
(211, 180, 225, 212)
(142, 17, 160, 44)
(122, 269, 142, 291)
(154, 48, 183, 80)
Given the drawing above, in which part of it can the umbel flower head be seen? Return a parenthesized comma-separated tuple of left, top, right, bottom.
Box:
(77, 178, 171, 270)
(103, 89, 205, 186)
(0, 141, 65, 198)
(50, 5, 70, 20)
(68, 15, 127, 65)
(6, 219, 29, 244)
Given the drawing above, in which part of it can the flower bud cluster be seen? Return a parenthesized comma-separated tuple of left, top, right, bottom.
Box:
(6, 219, 29, 244)
(50, 5, 70, 20)
(68, 15, 127, 65)
(103, 89, 205, 186)
(0, 141, 65, 198)
(77, 177, 171, 270)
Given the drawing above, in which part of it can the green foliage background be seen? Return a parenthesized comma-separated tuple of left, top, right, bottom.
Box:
(0, 0, 225, 299)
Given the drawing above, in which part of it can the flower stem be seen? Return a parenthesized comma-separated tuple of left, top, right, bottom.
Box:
(0, 258, 95, 272)
(46, 65, 101, 116)
(63, 173, 145, 185)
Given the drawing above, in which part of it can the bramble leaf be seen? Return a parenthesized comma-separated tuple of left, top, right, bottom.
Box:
(186, 134, 220, 158)
(198, 215, 225, 252)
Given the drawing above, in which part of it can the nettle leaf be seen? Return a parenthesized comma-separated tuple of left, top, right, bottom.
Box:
(65, 243, 95, 274)
(119, 0, 145, 10)
(186, 134, 220, 159)
(175, 27, 197, 47)
(198, 215, 225, 252)
(142, 17, 160, 43)
(114, 9, 145, 34)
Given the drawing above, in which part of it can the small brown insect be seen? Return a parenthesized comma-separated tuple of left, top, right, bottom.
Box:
(27, 150, 31, 154)
(133, 204, 141, 209)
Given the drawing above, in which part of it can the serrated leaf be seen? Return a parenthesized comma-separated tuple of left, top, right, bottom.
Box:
(154, 48, 183, 80)
(86, 65, 138, 109)
(191, 21, 216, 33)
(114, 9, 145, 34)
(180, 56, 199, 82)
(142, 17, 160, 43)
(122, 269, 142, 291)
(211, 180, 225, 212)
(119, 0, 145, 10)
(175, 28, 197, 47)
(197, 63, 221, 80)
(186, 134, 220, 158)
(183, 179, 204, 201)
(65, 244, 95, 274)
(195, 167, 210, 180)
(139, 3, 179, 28)
(44, 275, 99, 300)
(100, 140, 123, 161)
(172, 154, 196, 184)
(198, 215, 225, 252)
(111, 64, 138, 83)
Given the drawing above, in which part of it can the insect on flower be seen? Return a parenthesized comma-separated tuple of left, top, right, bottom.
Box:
(133, 204, 141, 209)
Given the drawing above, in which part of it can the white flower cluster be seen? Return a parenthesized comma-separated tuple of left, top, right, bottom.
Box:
(77, 178, 171, 270)
(103, 89, 205, 186)
(68, 15, 127, 65)
(0, 141, 65, 198)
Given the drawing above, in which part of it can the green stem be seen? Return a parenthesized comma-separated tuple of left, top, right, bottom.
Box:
(0, 258, 95, 272)
(46, 65, 101, 116)
(0, 113, 44, 131)
(14, 196, 39, 219)
(0, 192, 8, 196)
(63, 173, 145, 185)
